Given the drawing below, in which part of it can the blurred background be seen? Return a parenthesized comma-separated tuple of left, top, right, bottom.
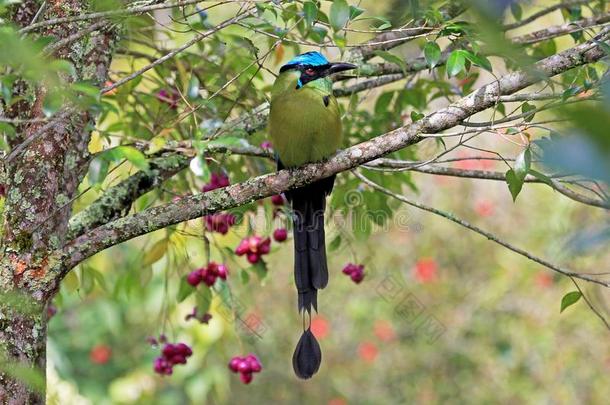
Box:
(37, 0, 610, 404)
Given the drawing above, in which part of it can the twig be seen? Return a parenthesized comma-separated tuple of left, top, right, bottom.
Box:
(353, 170, 610, 288)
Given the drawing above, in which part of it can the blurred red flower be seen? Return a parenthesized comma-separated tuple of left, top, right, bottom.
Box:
(475, 199, 495, 217)
(311, 315, 329, 339)
(374, 320, 396, 342)
(90, 344, 112, 365)
(358, 341, 378, 363)
(414, 258, 438, 283)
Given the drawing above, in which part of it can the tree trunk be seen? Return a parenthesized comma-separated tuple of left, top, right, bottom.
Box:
(0, 292, 47, 405)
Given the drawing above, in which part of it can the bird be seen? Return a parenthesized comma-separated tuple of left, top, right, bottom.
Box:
(268, 51, 356, 379)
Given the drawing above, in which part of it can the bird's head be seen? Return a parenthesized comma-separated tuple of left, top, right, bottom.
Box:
(279, 51, 357, 89)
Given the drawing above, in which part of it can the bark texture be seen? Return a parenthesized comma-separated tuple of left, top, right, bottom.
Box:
(0, 1, 117, 402)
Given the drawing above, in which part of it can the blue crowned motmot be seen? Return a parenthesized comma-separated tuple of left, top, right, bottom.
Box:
(269, 52, 356, 379)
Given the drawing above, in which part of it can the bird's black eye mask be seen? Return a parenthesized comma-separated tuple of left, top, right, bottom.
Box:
(279, 64, 332, 89)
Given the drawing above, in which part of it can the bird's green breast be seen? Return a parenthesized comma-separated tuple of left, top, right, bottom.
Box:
(269, 71, 342, 167)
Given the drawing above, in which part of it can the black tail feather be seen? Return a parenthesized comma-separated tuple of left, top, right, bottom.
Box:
(279, 159, 334, 379)
(287, 176, 334, 313)
(292, 328, 322, 379)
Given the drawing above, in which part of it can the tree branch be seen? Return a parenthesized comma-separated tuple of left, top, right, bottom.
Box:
(353, 170, 610, 288)
(60, 33, 608, 270)
(367, 162, 609, 209)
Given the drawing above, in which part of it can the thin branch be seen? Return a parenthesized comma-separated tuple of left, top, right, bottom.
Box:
(100, 7, 255, 94)
(59, 35, 609, 270)
(503, 0, 595, 31)
(19, 0, 229, 34)
(368, 163, 609, 209)
(353, 171, 610, 288)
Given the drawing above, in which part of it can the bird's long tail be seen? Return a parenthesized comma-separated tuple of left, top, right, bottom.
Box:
(284, 174, 335, 379)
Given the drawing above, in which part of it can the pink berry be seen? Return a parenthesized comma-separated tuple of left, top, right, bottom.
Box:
(228, 357, 241, 373)
(202, 271, 216, 286)
(271, 194, 284, 205)
(237, 360, 251, 373)
(235, 239, 249, 255)
(273, 228, 288, 242)
(240, 372, 253, 384)
(216, 264, 228, 280)
(186, 271, 202, 286)
(246, 354, 262, 373)
(246, 252, 259, 264)
(176, 343, 192, 357)
(259, 237, 271, 254)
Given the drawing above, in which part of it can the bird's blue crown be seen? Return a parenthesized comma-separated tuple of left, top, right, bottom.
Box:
(281, 51, 328, 69)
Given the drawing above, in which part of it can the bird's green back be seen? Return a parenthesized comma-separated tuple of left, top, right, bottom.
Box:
(269, 71, 342, 167)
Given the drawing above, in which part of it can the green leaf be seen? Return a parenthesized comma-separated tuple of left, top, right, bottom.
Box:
(108, 146, 149, 171)
(240, 269, 250, 284)
(462, 51, 492, 72)
(374, 91, 394, 115)
(142, 239, 167, 267)
(187, 75, 200, 100)
(560, 291, 582, 313)
(349, 5, 365, 19)
(329, 0, 350, 31)
(373, 50, 406, 73)
(514, 147, 531, 181)
(42, 92, 62, 117)
(177, 278, 195, 302)
(410, 111, 424, 122)
(88, 156, 109, 185)
(521, 102, 536, 122)
(446, 50, 465, 77)
(329, 234, 341, 251)
(424, 41, 441, 69)
(250, 260, 268, 282)
(71, 82, 100, 100)
(303, 1, 318, 26)
(195, 286, 213, 314)
(529, 169, 554, 187)
(309, 26, 328, 43)
(505, 168, 523, 202)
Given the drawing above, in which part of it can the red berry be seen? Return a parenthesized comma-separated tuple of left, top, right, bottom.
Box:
(186, 271, 202, 286)
(273, 228, 288, 242)
(176, 343, 192, 357)
(216, 264, 228, 280)
(240, 372, 253, 384)
(228, 357, 241, 373)
(246, 252, 259, 264)
(235, 239, 249, 255)
(237, 359, 251, 373)
(259, 237, 271, 254)
(202, 271, 217, 286)
(246, 354, 262, 373)
(271, 194, 284, 205)
(351, 271, 365, 284)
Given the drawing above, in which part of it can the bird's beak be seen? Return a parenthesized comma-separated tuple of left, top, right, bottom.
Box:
(326, 62, 357, 76)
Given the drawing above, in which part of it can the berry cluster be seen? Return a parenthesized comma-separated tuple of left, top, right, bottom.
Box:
(273, 228, 288, 242)
(186, 262, 228, 287)
(342, 263, 365, 284)
(204, 213, 236, 235)
(235, 236, 271, 264)
(228, 354, 263, 384)
(153, 342, 193, 375)
(156, 89, 179, 109)
(202, 172, 230, 192)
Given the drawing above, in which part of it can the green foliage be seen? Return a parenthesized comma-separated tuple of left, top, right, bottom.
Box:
(560, 291, 582, 313)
